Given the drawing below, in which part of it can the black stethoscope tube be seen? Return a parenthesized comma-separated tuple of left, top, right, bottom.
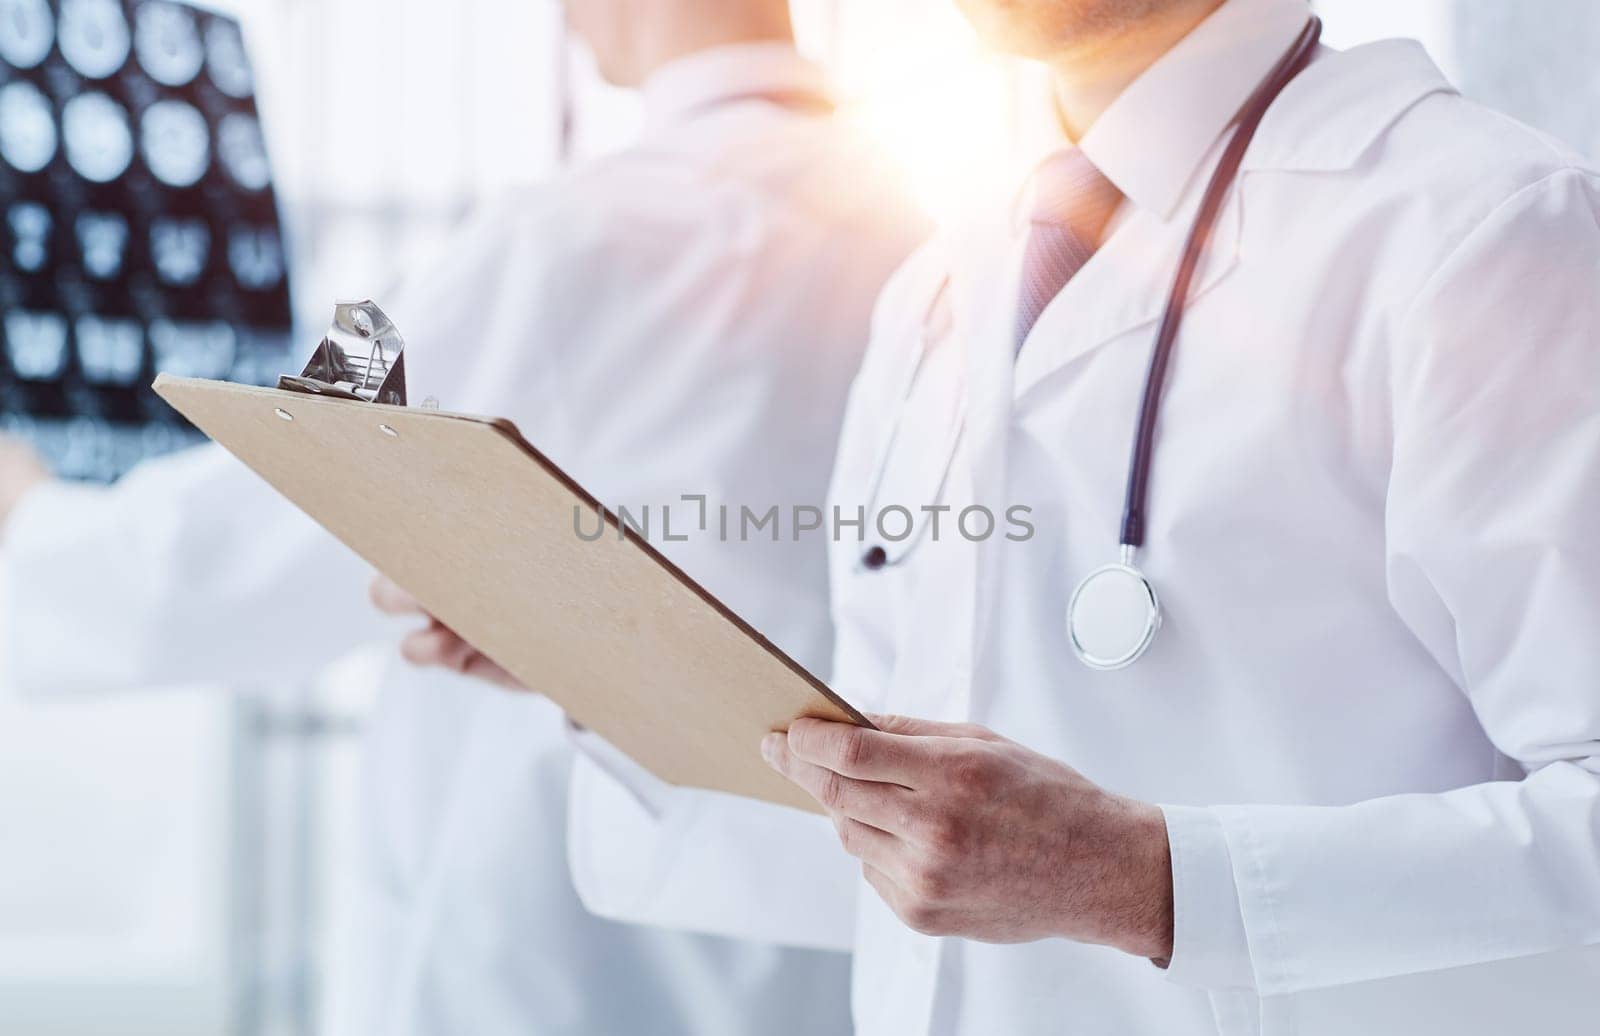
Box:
(1119, 17, 1323, 549)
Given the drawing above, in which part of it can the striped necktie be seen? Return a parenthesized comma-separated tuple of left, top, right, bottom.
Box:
(1013, 148, 1122, 355)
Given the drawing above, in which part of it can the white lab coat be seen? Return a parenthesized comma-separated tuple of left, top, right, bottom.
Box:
(568, 3, 1600, 1034)
(0, 44, 925, 1035)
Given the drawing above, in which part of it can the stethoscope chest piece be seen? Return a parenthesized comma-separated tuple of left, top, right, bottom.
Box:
(1067, 558, 1161, 671)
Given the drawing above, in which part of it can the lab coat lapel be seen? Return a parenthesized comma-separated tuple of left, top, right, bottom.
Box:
(952, 219, 1019, 671)
(1009, 37, 1457, 405)
(956, 219, 1017, 508)
(1012, 186, 1243, 402)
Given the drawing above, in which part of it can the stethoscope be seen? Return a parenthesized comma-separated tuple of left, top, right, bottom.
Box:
(859, 17, 1323, 672)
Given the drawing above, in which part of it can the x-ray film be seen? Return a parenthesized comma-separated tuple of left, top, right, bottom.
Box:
(0, 0, 293, 480)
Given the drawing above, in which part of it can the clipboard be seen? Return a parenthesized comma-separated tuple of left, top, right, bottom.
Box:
(154, 301, 868, 814)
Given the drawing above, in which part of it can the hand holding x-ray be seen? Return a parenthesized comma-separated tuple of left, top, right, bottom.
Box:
(0, 434, 51, 532)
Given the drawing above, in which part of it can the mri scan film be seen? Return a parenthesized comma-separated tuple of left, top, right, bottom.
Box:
(1, 0, 293, 480)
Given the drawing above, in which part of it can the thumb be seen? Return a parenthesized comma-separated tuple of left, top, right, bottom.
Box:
(865, 713, 1001, 741)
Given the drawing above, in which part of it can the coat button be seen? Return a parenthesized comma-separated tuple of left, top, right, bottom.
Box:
(862, 545, 888, 570)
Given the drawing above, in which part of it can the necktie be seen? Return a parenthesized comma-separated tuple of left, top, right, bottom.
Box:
(1013, 148, 1122, 354)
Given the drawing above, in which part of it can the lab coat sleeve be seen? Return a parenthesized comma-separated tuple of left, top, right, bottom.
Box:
(1161, 805, 1255, 990)
(0, 442, 388, 695)
(1165, 168, 1600, 997)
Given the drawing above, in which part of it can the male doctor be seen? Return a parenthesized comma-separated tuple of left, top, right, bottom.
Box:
(401, 0, 1600, 1033)
(0, 0, 923, 1033)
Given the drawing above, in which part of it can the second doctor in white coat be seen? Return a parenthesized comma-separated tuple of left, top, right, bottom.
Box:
(0, 1, 925, 1032)
(520, 0, 1600, 1033)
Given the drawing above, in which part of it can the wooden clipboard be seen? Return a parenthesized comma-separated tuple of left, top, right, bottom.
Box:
(154, 374, 868, 814)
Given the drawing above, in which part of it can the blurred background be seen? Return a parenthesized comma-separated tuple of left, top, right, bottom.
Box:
(0, 1, 1596, 1033)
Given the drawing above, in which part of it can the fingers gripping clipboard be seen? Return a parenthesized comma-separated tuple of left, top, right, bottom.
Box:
(154, 301, 868, 814)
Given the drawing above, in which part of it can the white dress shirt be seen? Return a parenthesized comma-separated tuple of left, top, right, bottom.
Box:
(1, 43, 926, 1035)
(574, 2, 1600, 1034)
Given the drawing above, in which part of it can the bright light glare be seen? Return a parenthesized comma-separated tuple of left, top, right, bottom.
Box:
(838, 36, 1026, 225)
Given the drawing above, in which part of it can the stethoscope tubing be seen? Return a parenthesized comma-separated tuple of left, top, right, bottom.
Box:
(1119, 17, 1323, 550)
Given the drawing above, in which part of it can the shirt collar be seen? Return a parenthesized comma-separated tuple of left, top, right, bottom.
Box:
(1023, 0, 1312, 225)
(639, 42, 829, 131)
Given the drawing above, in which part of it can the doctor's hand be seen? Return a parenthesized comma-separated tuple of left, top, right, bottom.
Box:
(368, 575, 527, 691)
(0, 435, 51, 534)
(763, 715, 1174, 961)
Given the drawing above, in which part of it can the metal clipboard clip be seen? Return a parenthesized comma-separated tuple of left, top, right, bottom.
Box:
(278, 300, 407, 406)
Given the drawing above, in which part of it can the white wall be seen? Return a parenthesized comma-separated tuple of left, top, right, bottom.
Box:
(1314, 0, 1453, 67)
(0, 690, 236, 1036)
(1446, 0, 1600, 161)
